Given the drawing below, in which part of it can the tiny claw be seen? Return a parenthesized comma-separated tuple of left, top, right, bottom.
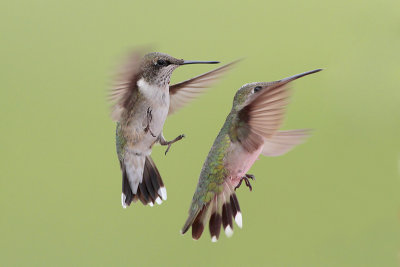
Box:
(234, 179, 242, 191)
(235, 175, 254, 192)
(144, 107, 156, 137)
(144, 125, 156, 137)
(164, 145, 172, 155)
(164, 134, 185, 155)
(244, 178, 253, 191)
(246, 174, 255, 181)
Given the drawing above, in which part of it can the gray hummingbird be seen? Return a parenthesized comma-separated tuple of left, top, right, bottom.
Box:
(181, 69, 322, 241)
(109, 51, 237, 208)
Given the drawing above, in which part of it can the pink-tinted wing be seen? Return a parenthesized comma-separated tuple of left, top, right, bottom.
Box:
(237, 69, 322, 152)
(236, 81, 291, 152)
(261, 129, 311, 156)
(168, 60, 238, 115)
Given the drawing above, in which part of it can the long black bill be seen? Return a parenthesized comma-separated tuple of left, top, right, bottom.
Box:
(258, 69, 322, 92)
(181, 60, 220, 65)
(280, 69, 323, 83)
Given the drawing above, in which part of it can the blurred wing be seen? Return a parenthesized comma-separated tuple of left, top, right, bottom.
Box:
(236, 81, 292, 152)
(168, 60, 238, 115)
(108, 51, 143, 121)
(236, 69, 321, 152)
(261, 129, 310, 157)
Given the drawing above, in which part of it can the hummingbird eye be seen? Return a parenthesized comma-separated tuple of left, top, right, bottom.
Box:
(254, 86, 262, 92)
(156, 59, 169, 66)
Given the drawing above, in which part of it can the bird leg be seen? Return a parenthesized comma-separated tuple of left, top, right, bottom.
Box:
(235, 174, 255, 191)
(144, 107, 156, 137)
(159, 134, 185, 155)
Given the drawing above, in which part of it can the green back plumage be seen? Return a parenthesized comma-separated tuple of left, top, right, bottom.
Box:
(187, 111, 237, 215)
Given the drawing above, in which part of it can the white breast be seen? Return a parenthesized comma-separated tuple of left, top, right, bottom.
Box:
(134, 78, 170, 150)
(137, 78, 169, 102)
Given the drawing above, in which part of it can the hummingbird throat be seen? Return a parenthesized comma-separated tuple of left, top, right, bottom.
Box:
(137, 78, 169, 101)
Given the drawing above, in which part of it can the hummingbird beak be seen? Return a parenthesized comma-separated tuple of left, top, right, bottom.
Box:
(257, 69, 323, 91)
(181, 60, 220, 65)
(280, 69, 323, 83)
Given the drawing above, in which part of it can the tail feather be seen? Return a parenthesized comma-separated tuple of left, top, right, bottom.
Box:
(121, 155, 166, 208)
(182, 181, 242, 241)
(191, 206, 207, 240)
(142, 164, 157, 202)
(121, 163, 133, 208)
(230, 194, 242, 228)
(138, 182, 152, 205)
(209, 197, 222, 241)
(144, 156, 166, 201)
(221, 193, 234, 237)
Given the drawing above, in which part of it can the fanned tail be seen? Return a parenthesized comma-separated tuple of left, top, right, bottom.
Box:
(181, 181, 242, 242)
(121, 155, 167, 208)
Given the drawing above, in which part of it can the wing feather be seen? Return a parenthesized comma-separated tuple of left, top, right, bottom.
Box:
(108, 51, 143, 121)
(261, 129, 311, 157)
(236, 69, 322, 152)
(168, 60, 239, 115)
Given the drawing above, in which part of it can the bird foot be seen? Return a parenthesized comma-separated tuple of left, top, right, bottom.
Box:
(163, 134, 185, 155)
(144, 107, 156, 137)
(235, 174, 255, 191)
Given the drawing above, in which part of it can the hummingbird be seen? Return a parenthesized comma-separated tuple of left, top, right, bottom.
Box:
(109, 51, 237, 208)
(181, 69, 322, 241)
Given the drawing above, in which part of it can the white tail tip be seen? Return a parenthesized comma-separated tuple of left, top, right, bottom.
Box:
(158, 187, 167, 200)
(235, 212, 242, 228)
(155, 196, 162, 205)
(121, 193, 127, 209)
(225, 225, 234, 237)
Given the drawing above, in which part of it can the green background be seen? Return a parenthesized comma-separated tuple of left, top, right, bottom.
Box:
(1, 0, 399, 266)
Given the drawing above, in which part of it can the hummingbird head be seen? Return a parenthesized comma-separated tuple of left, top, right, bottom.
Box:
(232, 82, 267, 110)
(232, 69, 323, 111)
(140, 52, 219, 86)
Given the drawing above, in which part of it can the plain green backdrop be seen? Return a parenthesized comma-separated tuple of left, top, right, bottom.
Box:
(1, 0, 399, 266)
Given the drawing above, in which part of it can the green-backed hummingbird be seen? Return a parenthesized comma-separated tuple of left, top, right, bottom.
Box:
(181, 69, 322, 241)
(109, 51, 236, 208)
